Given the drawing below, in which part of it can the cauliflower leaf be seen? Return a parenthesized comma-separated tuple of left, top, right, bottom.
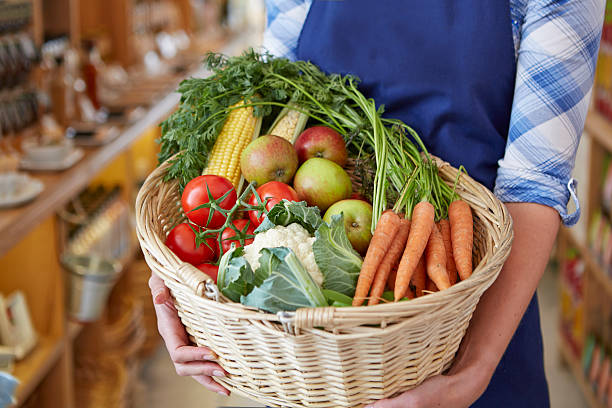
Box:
(217, 246, 254, 302)
(241, 247, 327, 313)
(255, 200, 322, 234)
(313, 214, 363, 297)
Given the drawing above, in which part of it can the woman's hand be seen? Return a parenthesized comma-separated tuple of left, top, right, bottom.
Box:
(149, 273, 230, 396)
(365, 364, 490, 408)
(366, 333, 494, 408)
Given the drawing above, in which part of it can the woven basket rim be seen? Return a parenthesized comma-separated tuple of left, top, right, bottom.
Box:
(135, 154, 513, 333)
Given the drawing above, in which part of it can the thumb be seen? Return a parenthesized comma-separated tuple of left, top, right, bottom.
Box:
(149, 273, 171, 305)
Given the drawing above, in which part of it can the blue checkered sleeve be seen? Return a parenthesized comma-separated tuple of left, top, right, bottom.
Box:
(495, 0, 604, 225)
(263, 0, 311, 60)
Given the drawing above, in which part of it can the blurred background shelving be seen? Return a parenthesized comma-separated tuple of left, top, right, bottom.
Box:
(0, 0, 263, 407)
(554, 4, 612, 407)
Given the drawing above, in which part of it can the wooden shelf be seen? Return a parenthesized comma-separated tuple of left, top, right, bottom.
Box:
(0, 70, 203, 259)
(0, 28, 258, 259)
(585, 110, 612, 152)
(559, 338, 606, 408)
(0, 30, 249, 408)
(560, 228, 612, 297)
(13, 336, 64, 406)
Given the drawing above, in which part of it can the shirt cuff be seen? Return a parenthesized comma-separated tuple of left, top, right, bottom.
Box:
(494, 167, 580, 226)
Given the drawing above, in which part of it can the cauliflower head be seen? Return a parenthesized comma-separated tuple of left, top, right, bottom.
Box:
(243, 223, 323, 286)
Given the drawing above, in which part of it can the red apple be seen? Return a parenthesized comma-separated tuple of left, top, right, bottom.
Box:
(323, 199, 373, 255)
(240, 135, 298, 185)
(294, 126, 348, 166)
(293, 158, 352, 211)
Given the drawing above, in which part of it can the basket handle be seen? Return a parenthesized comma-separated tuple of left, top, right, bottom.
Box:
(176, 263, 209, 297)
(288, 307, 336, 332)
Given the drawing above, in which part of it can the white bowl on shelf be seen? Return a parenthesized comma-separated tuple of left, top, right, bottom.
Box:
(21, 139, 74, 163)
(0, 172, 44, 208)
(0, 172, 19, 198)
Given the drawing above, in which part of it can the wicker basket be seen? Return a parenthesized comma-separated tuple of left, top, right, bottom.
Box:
(135, 156, 513, 408)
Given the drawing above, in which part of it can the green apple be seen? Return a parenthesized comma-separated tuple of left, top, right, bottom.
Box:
(240, 135, 298, 185)
(293, 158, 352, 211)
(324, 199, 373, 254)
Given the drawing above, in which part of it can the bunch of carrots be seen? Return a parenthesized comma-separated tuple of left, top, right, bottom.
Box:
(353, 167, 474, 306)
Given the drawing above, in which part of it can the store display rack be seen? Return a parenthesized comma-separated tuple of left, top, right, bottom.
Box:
(557, 108, 612, 408)
(2, 92, 182, 406)
(0, 86, 185, 257)
(560, 339, 606, 408)
(0, 0, 254, 406)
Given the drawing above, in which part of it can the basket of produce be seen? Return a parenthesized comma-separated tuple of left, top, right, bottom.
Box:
(135, 51, 513, 408)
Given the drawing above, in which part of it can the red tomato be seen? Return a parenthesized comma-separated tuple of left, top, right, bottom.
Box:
(165, 223, 217, 265)
(181, 175, 237, 228)
(221, 219, 255, 253)
(247, 181, 299, 227)
(196, 263, 219, 284)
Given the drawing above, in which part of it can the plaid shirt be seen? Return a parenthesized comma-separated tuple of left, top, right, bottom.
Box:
(263, 0, 605, 225)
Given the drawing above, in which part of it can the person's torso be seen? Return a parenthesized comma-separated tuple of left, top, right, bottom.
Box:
(296, 0, 517, 189)
(296, 3, 550, 407)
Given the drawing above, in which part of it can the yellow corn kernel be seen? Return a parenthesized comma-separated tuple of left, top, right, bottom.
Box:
(268, 104, 309, 143)
(203, 100, 262, 189)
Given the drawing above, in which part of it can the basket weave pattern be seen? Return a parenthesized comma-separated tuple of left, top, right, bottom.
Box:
(135, 157, 513, 408)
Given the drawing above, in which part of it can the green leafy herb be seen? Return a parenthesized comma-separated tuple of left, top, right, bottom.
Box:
(242, 247, 327, 313)
(382, 290, 410, 302)
(381, 291, 395, 302)
(313, 214, 363, 297)
(255, 200, 322, 234)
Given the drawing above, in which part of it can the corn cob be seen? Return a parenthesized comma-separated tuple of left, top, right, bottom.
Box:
(203, 100, 262, 191)
(268, 103, 309, 143)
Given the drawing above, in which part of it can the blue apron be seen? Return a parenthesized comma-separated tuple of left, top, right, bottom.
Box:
(297, 2, 550, 406)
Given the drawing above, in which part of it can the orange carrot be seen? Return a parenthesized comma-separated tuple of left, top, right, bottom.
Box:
(368, 219, 411, 305)
(411, 256, 426, 297)
(425, 278, 438, 293)
(387, 267, 397, 291)
(394, 201, 435, 300)
(449, 200, 473, 280)
(438, 219, 458, 285)
(353, 210, 401, 306)
(425, 224, 451, 290)
(406, 286, 416, 299)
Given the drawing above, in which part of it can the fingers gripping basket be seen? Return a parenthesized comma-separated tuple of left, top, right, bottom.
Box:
(135, 157, 513, 408)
